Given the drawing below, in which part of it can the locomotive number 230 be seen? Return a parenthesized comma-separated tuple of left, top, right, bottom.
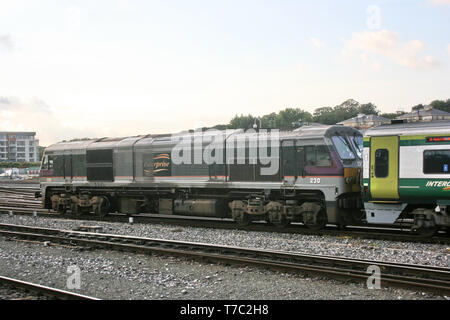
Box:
(310, 178, 321, 184)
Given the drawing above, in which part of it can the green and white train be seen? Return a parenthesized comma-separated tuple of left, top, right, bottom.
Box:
(363, 121, 450, 235)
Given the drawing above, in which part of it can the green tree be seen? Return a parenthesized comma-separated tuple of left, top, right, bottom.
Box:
(0, 162, 41, 168)
(228, 114, 256, 130)
(260, 112, 278, 129)
(275, 108, 313, 129)
(313, 107, 335, 124)
(411, 104, 425, 111)
(359, 103, 379, 115)
(380, 112, 404, 120)
(430, 99, 450, 113)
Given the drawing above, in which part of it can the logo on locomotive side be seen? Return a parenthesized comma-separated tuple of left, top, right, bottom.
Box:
(153, 153, 171, 176)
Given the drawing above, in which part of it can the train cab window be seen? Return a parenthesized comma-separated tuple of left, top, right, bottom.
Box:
(375, 149, 389, 178)
(304, 146, 315, 166)
(42, 155, 53, 170)
(332, 136, 355, 160)
(316, 145, 332, 166)
(304, 145, 332, 167)
(348, 135, 363, 159)
(423, 150, 450, 174)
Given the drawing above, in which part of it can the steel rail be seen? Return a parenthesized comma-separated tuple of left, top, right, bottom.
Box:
(0, 275, 100, 300)
(0, 186, 449, 243)
(0, 223, 448, 295)
(1, 204, 449, 245)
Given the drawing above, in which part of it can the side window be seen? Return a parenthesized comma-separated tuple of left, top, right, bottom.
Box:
(303, 145, 332, 167)
(316, 145, 332, 167)
(305, 146, 315, 166)
(375, 149, 389, 178)
(296, 146, 305, 169)
(423, 150, 450, 174)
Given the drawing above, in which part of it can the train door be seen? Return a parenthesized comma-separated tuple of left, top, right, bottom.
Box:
(281, 140, 296, 185)
(209, 147, 226, 180)
(64, 154, 72, 182)
(295, 143, 306, 179)
(369, 136, 399, 199)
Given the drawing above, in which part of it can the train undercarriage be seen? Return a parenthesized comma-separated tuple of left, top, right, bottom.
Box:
(42, 186, 363, 231)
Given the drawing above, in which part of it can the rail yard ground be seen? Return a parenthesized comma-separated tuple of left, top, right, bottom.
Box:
(0, 184, 449, 301)
(0, 215, 448, 300)
(0, 281, 50, 300)
(0, 235, 445, 300)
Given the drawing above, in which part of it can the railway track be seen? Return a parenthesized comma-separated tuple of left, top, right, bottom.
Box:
(0, 275, 100, 300)
(1, 186, 449, 244)
(0, 223, 449, 295)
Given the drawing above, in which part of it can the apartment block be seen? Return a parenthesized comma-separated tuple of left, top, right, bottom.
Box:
(0, 132, 40, 162)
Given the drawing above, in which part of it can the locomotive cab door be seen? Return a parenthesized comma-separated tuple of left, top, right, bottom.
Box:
(64, 154, 72, 182)
(369, 136, 399, 200)
(281, 140, 296, 185)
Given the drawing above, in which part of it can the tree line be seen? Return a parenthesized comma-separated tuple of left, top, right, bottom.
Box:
(209, 98, 450, 130)
(0, 162, 41, 168)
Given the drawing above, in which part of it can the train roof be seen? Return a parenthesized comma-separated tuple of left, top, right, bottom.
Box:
(45, 139, 97, 152)
(364, 120, 450, 137)
(44, 125, 362, 152)
(292, 124, 361, 139)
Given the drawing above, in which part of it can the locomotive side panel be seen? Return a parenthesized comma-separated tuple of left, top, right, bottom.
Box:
(39, 126, 364, 230)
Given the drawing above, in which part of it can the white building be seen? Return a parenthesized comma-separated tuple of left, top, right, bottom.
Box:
(337, 114, 391, 130)
(0, 132, 40, 162)
(395, 106, 450, 123)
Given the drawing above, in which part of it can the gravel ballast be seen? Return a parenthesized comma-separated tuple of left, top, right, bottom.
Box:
(0, 214, 448, 268)
(0, 237, 446, 300)
(0, 282, 50, 300)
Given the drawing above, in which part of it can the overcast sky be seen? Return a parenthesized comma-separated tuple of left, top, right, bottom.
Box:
(1, 0, 449, 146)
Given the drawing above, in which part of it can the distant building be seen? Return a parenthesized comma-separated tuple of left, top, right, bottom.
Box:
(395, 106, 450, 123)
(337, 114, 391, 130)
(0, 132, 40, 162)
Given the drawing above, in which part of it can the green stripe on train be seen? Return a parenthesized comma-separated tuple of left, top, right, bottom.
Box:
(398, 178, 450, 197)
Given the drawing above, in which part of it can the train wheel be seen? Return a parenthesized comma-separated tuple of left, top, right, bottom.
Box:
(275, 217, 290, 228)
(71, 204, 83, 216)
(411, 213, 437, 237)
(304, 209, 327, 231)
(233, 211, 250, 226)
(411, 226, 437, 237)
(94, 197, 110, 217)
(268, 209, 289, 228)
(57, 206, 67, 215)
